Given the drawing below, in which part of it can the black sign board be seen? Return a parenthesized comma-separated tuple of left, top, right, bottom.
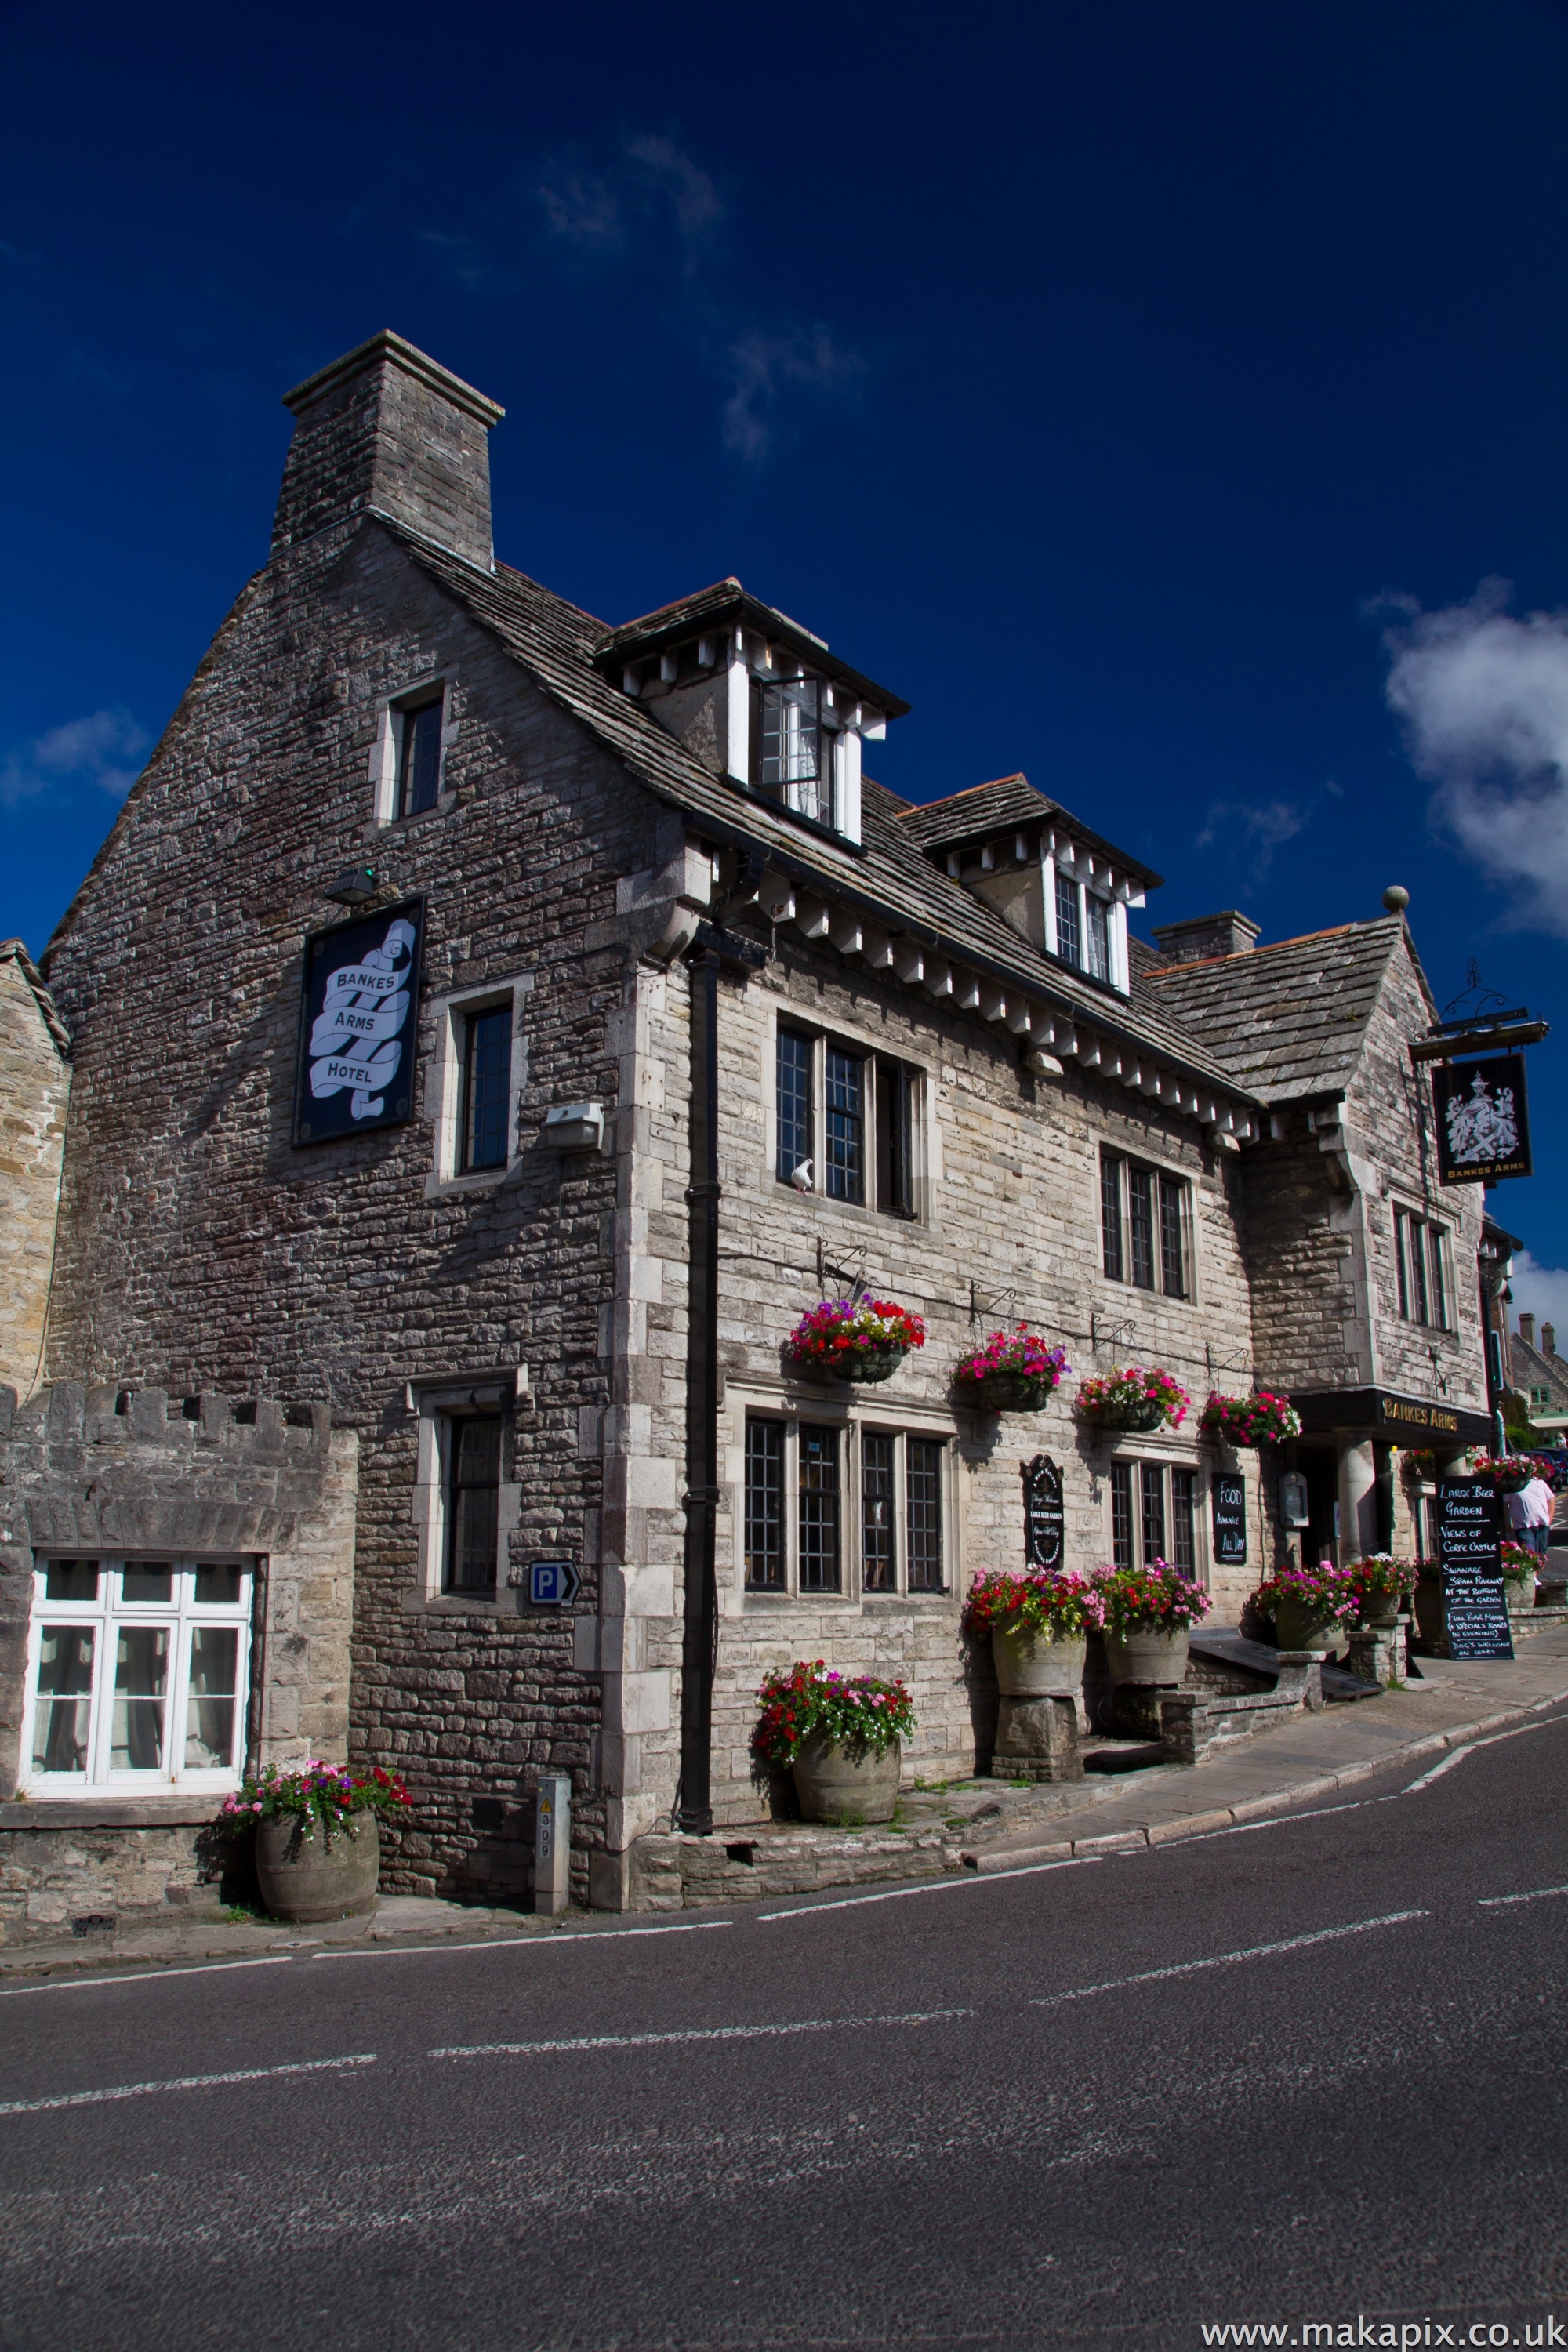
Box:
(294, 899, 424, 1146)
(1212, 1472, 1247, 1566)
(1436, 1478, 1513, 1660)
(1022, 1455, 1065, 1570)
(1431, 1054, 1532, 1186)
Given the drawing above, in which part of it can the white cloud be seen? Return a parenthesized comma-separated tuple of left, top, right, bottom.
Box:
(1507, 1249, 1568, 1348)
(1381, 581, 1568, 937)
(721, 325, 866, 463)
(1192, 797, 1306, 879)
(538, 134, 720, 264)
(0, 708, 149, 808)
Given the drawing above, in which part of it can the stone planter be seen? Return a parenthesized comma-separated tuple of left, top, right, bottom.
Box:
(1082, 1401, 1165, 1435)
(255, 1813, 380, 1923)
(991, 1622, 1087, 1698)
(1357, 1590, 1402, 1628)
(831, 1348, 907, 1386)
(958, 1372, 1058, 1414)
(1505, 1573, 1537, 1614)
(791, 1736, 902, 1824)
(1275, 1595, 1347, 1655)
(1102, 1624, 1189, 1685)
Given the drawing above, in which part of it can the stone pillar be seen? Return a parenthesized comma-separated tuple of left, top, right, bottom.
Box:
(1338, 1440, 1378, 1562)
(991, 1694, 1083, 1781)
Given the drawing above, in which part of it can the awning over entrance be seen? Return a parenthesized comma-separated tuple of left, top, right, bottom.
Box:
(1288, 1387, 1493, 1449)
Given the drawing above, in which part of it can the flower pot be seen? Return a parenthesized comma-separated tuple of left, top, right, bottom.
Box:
(1084, 1400, 1165, 1434)
(1102, 1625, 1189, 1685)
(1275, 1596, 1346, 1654)
(791, 1736, 902, 1824)
(991, 1623, 1087, 1698)
(1505, 1572, 1537, 1613)
(255, 1812, 380, 1923)
(1358, 1591, 1401, 1628)
(960, 1372, 1057, 1414)
(830, 1348, 907, 1386)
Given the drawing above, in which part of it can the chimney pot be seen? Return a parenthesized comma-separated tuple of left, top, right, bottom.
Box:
(1150, 911, 1261, 964)
(271, 331, 504, 570)
(1544, 1322, 1557, 1357)
(1519, 1312, 1536, 1348)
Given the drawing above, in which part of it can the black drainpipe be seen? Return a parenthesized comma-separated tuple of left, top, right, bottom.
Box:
(676, 909, 768, 1836)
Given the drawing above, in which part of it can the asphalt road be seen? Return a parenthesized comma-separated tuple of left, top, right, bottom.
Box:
(3, 1714, 1568, 2352)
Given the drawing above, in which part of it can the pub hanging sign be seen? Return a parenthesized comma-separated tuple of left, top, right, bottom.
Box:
(293, 898, 425, 1147)
(1430, 1054, 1532, 1187)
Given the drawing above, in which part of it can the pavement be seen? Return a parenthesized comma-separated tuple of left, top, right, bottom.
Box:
(6, 1627, 1568, 1973)
(2, 1693, 1567, 2350)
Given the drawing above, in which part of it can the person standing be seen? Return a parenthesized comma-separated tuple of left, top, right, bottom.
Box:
(1506, 1469, 1556, 1557)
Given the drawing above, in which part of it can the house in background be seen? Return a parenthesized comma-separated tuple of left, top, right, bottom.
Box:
(1508, 1314, 1568, 1443)
(0, 332, 1496, 1937)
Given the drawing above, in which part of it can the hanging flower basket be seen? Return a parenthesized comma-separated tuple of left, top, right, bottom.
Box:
(1075, 1366, 1190, 1434)
(783, 1297, 926, 1384)
(953, 1328, 1069, 1414)
(1200, 1390, 1303, 1448)
(1471, 1451, 1560, 1495)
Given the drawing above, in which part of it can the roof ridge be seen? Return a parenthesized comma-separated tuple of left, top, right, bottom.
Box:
(1145, 917, 1398, 978)
(904, 772, 1033, 814)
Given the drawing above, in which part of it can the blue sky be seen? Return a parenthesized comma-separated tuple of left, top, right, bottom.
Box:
(3, 0, 1566, 1307)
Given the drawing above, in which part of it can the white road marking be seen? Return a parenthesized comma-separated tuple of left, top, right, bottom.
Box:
(0, 2052, 377, 2119)
(756, 1857, 1102, 1922)
(1163, 1802, 1367, 1847)
(1029, 1909, 1428, 2007)
(0, 1955, 298, 1999)
(310, 1918, 733, 1961)
(1478, 1883, 1568, 1909)
(430, 2008, 972, 2059)
(1398, 1713, 1568, 1794)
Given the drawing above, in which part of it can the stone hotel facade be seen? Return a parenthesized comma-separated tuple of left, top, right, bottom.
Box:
(0, 334, 1491, 1936)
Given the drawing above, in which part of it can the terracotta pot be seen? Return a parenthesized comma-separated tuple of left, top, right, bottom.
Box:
(832, 1348, 907, 1386)
(1103, 1624, 1189, 1685)
(959, 1371, 1058, 1414)
(791, 1737, 902, 1824)
(991, 1622, 1087, 1698)
(255, 1812, 380, 1923)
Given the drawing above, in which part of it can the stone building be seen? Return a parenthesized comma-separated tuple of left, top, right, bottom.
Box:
(1508, 1314, 1568, 1443)
(0, 331, 1494, 1936)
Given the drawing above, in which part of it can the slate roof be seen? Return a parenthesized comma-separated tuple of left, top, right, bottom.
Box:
(1135, 917, 1417, 1103)
(591, 579, 910, 720)
(386, 523, 1251, 1099)
(898, 775, 1163, 890)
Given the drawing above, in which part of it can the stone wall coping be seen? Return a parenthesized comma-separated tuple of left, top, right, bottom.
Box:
(0, 1796, 226, 1831)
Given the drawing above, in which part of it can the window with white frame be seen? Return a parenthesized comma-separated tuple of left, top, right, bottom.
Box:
(755, 676, 849, 831)
(743, 1417, 948, 1596)
(1052, 871, 1116, 984)
(1109, 1463, 1199, 1573)
(23, 1558, 252, 1793)
(1100, 1149, 1190, 1298)
(1393, 1207, 1451, 1331)
(775, 1026, 920, 1214)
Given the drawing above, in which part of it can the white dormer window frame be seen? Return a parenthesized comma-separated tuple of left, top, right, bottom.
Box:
(1040, 834, 1135, 995)
(738, 649, 866, 848)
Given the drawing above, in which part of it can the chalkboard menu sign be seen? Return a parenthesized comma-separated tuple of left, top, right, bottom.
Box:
(1437, 1478, 1513, 1660)
(1212, 1472, 1247, 1566)
(1022, 1456, 1065, 1570)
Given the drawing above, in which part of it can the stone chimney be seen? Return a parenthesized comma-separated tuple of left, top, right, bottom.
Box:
(1544, 1323, 1557, 1357)
(271, 332, 504, 571)
(1519, 1312, 1537, 1348)
(1151, 911, 1261, 964)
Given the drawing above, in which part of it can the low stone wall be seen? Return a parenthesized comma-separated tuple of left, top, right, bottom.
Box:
(0, 1799, 249, 1946)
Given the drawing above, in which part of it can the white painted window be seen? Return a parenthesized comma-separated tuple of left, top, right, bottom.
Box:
(21, 1558, 252, 1795)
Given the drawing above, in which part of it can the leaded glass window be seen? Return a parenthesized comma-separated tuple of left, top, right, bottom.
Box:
(398, 698, 445, 817)
(445, 1417, 503, 1594)
(461, 1007, 512, 1173)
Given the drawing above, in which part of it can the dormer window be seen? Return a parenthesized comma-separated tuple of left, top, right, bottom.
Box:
(757, 677, 842, 830)
(1054, 873, 1080, 967)
(1085, 893, 1110, 982)
(1051, 863, 1117, 985)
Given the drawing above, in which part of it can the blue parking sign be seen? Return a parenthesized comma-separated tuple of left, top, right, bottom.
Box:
(528, 1559, 580, 1606)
